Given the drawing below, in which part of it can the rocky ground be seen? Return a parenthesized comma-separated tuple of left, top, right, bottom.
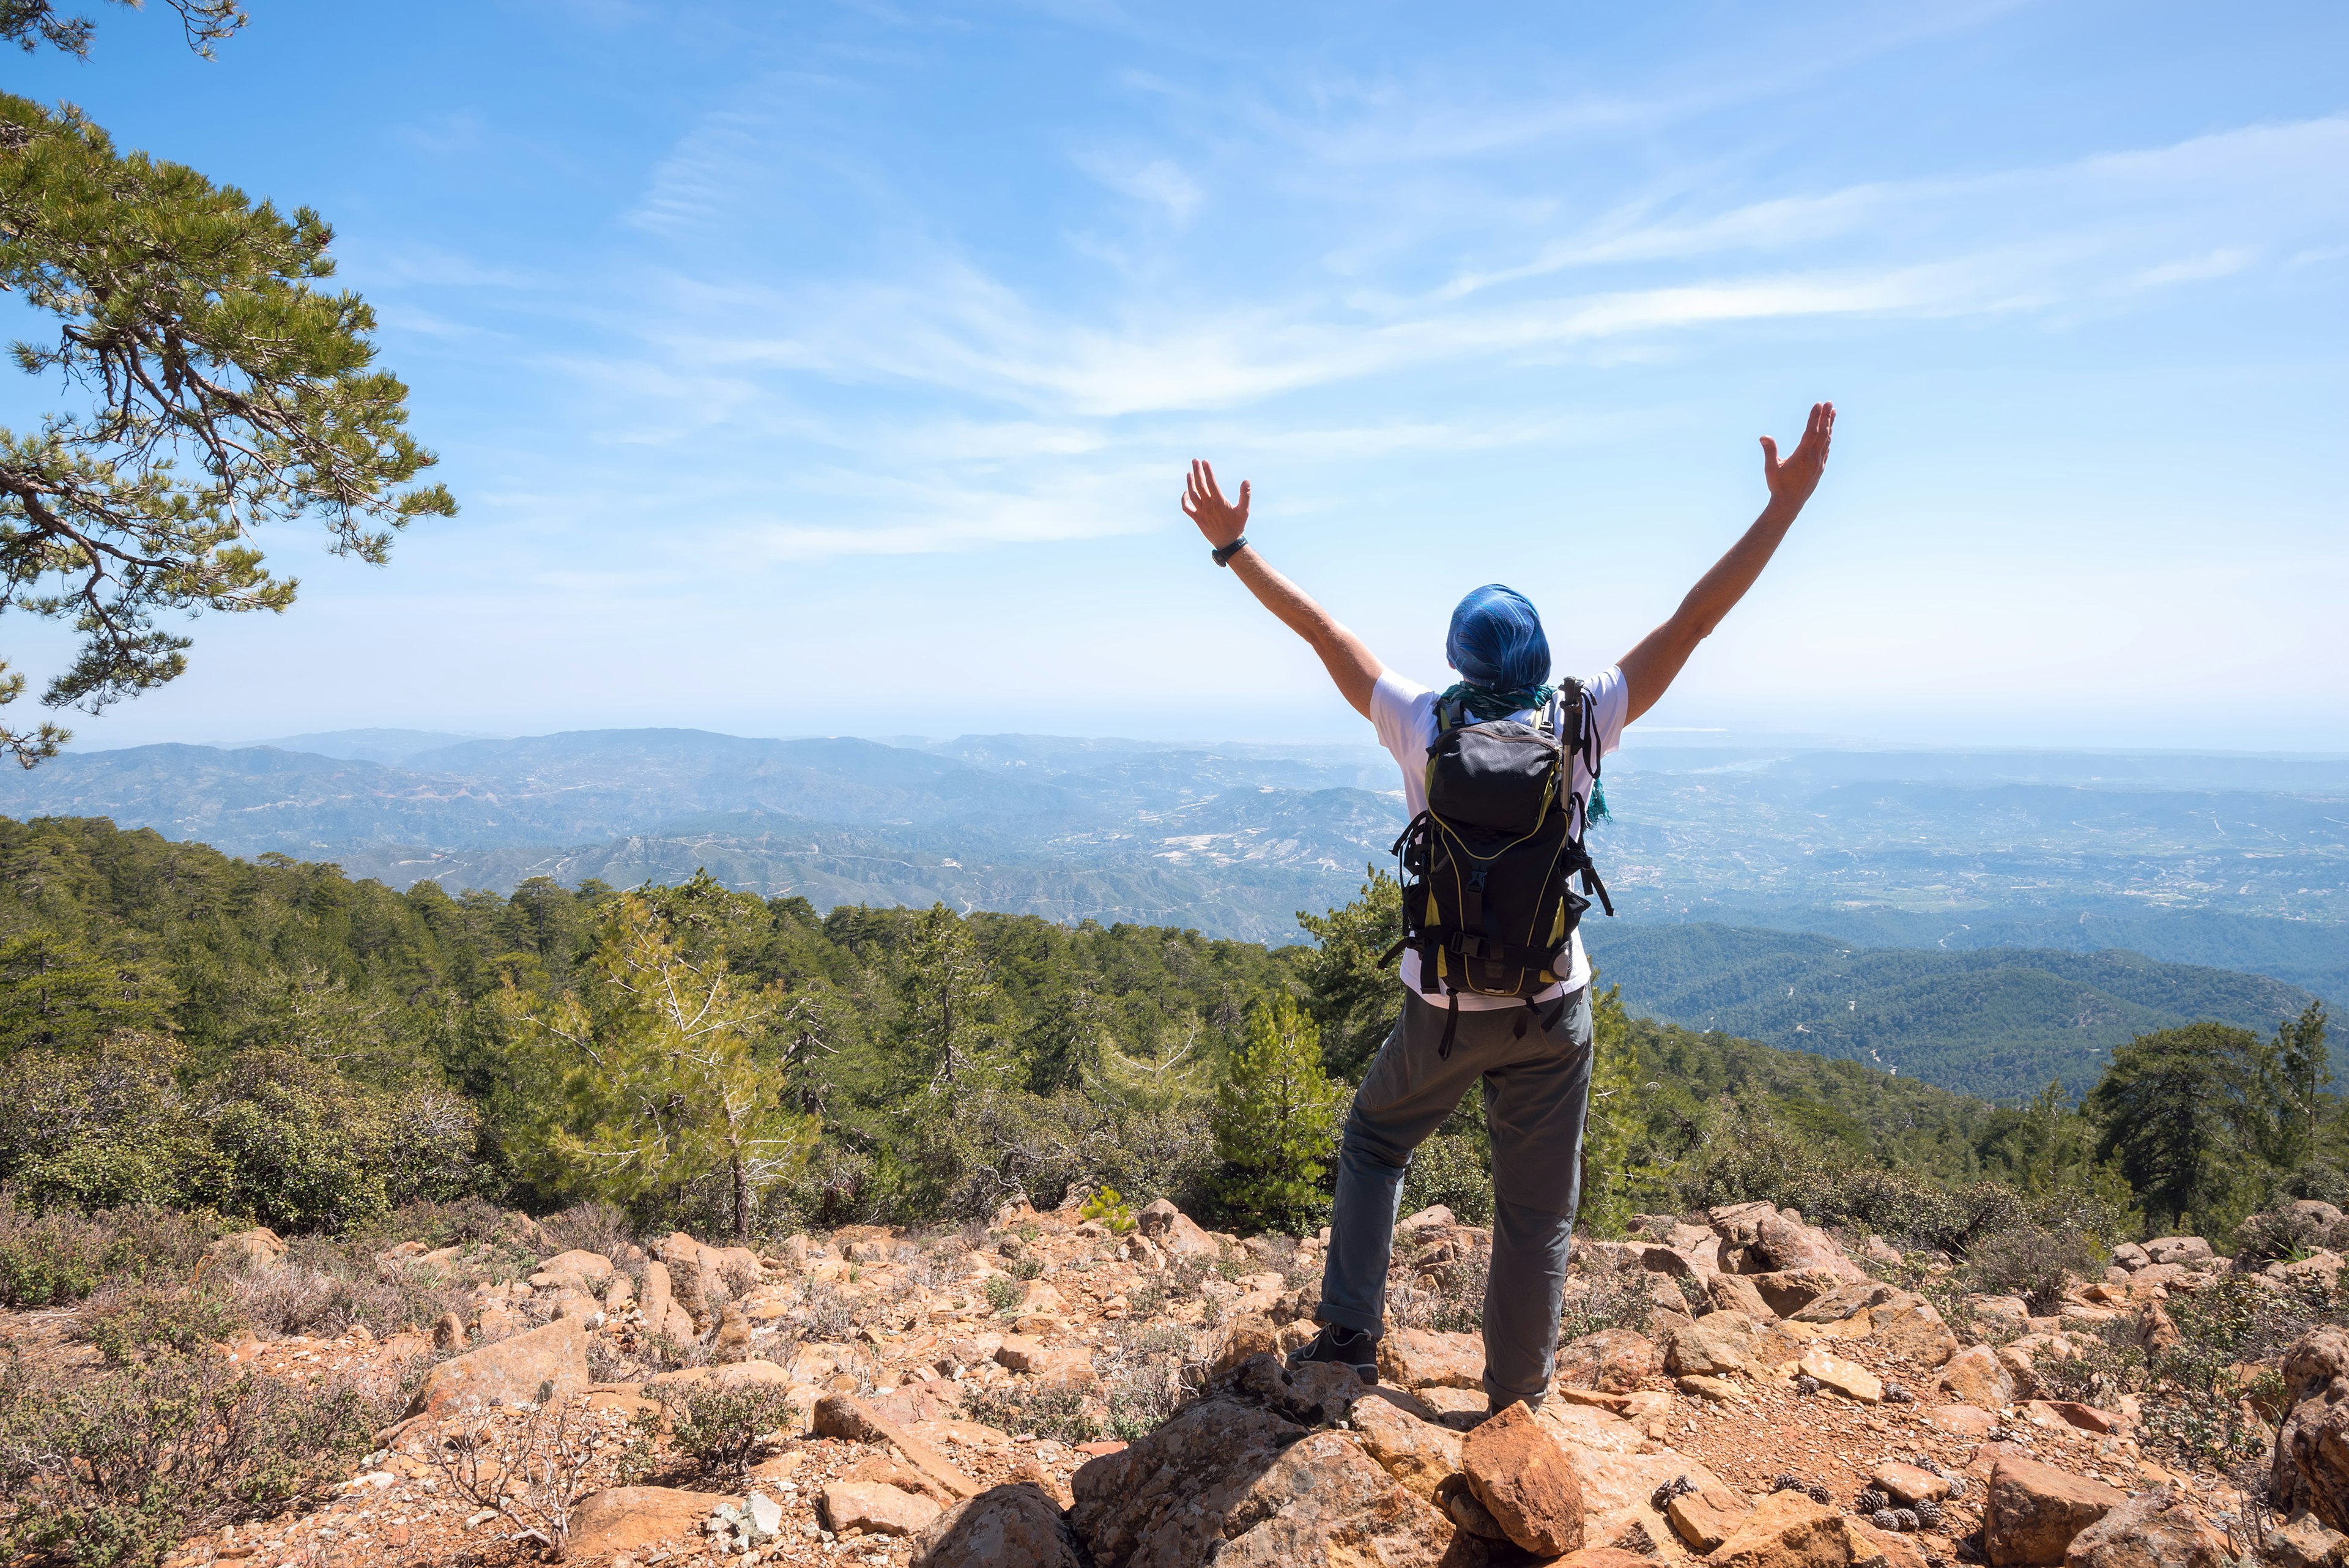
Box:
(28, 1195, 2349, 1568)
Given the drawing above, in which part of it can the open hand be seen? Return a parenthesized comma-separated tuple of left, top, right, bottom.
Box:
(1761, 401, 1836, 511)
(1181, 459, 1249, 549)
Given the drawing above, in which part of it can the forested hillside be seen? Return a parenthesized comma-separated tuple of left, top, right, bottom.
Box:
(0, 816, 2335, 1249)
(1589, 921, 2324, 1098)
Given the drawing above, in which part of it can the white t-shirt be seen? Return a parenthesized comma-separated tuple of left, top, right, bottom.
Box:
(1370, 664, 1629, 1008)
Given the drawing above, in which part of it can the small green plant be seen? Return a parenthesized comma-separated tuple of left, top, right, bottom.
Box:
(1011, 1255, 1045, 1282)
(984, 1276, 1023, 1313)
(1078, 1187, 1138, 1235)
(653, 1381, 799, 1479)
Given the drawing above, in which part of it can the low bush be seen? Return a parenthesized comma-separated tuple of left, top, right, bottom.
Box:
(223, 1238, 474, 1341)
(960, 1380, 1099, 1444)
(1398, 1133, 1494, 1227)
(1098, 1321, 1190, 1440)
(1556, 1267, 1657, 1342)
(0, 1195, 217, 1309)
(77, 1284, 242, 1366)
(0, 1351, 388, 1568)
(652, 1381, 798, 1479)
(539, 1200, 637, 1262)
(1962, 1225, 2102, 1313)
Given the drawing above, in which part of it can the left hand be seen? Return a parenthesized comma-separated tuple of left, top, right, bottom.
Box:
(1181, 459, 1249, 550)
(1761, 401, 1836, 511)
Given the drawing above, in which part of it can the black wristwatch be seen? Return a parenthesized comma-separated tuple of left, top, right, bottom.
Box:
(1212, 536, 1249, 567)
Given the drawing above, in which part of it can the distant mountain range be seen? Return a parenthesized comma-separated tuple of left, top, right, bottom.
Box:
(1586, 922, 2328, 1099)
(4, 726, 2342, 1031)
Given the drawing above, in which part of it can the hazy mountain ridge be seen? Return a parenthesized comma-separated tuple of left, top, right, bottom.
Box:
(1586, 921, 2327, 1098)
(6, 727, 2339, 1015)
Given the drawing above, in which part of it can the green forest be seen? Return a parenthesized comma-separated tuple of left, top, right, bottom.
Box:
(0, 814, 2336, 1252)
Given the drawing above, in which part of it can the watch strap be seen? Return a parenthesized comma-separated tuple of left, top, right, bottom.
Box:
(1212, 536, 1250, 567)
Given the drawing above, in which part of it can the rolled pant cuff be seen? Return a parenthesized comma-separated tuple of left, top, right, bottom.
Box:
(1314, 1302, 1383, 1337)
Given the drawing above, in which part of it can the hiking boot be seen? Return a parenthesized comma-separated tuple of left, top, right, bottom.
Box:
(1288, 1324, 1379, 1383)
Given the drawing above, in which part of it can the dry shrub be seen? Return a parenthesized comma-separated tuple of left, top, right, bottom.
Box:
(538, 1202, 637, 1264)
(0, 1350, 388, 1568)
(75, 1283, 242, 1366)
(1387, 1241, 1490, 1336)
(960, 1380, 1099, 1444)
(1098, 1321, 1190, 1440)
(434, 1401, 602, 1559)
(1556, 1266, 1658, 1341)
(1962, 1225, 2101, 1314)
(223, 1238, 473, 1341)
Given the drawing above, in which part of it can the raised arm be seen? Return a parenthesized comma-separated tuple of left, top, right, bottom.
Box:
(1184, 460, 1380, 718)
(1619, 402, 1836, 726)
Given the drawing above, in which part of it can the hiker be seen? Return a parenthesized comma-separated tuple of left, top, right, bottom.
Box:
(1181, 401, 1836, 1411)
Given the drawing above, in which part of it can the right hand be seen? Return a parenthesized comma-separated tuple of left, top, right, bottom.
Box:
(1181, 460, 1250, 550)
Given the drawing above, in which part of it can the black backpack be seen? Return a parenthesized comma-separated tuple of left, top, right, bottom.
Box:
(1381, 681, 1614, 1055)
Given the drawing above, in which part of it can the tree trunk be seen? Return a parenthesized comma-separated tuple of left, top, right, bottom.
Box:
(732, 1152, 749, 1246)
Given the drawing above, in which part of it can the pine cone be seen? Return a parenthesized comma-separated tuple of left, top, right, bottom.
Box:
(1894, 1510, 1921, 1533)
(1884, 1382, 1915, 1403)
(1915, 1500, 1944, 1530)
(1772, 1475, 1804, 1494)
(1794, 1373, 1822, 1395)
(1806, 1484, 1833, 1506)
(1873, 1509, 1902, 1532)
(1857, 1488, 1891, 1515)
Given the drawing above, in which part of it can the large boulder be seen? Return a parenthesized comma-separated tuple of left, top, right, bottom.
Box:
(2143, 1237, 2214, 1269)
(2063, 1490, 2229, 1568)
(568, 1487, 739, 1559)
(1746, 1268, 1848, 1318)
(2276, 1328, 2349, 1529)
(912, 1483, 1086, 1568)
(1986, 1453, 2127, 1566)
(1874, 1301, 1962, 1368)
(529, 1248, 614, 1293)
(814, 1392, 981, 1501)
(1068, 1397, 1305, 1567)
(2263, 1510, 2349, 1568)
(1712, 1489, 1853, 1568)
(1348, 1392, 1463, 1501)
(1215, 1430, 1455, 1567)
(404, 1317, 589, 1418)
(1462, 1402, 1583, 1556)
(1713, 1206, 1866, 1282)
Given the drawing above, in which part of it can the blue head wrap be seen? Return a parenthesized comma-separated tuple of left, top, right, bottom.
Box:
(1445, 584, 1551, 694)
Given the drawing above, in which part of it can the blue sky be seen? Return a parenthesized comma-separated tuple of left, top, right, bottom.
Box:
(7, 0, 2345, 752)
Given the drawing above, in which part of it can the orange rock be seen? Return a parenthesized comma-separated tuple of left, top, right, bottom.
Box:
(1461, 1402, 1585, 1556)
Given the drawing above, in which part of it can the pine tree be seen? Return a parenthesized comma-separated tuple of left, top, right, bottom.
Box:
(0, 6, 452, 764)
(2085, 1021, 2263, 1233)
(1212, 993, 1346, 1233)
(509, 895, 815, 1244)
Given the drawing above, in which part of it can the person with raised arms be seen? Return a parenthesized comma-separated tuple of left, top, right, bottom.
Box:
(1180, 401, 1836, 1412)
